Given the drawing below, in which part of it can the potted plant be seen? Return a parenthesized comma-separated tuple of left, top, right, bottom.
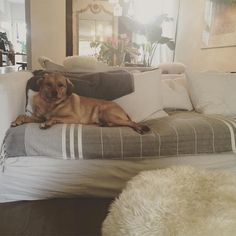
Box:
(90, 34, 140, 66)
(119, 14, 175, 66)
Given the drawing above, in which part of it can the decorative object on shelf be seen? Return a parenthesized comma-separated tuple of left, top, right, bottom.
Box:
(0, 32, 10, 52)
(90, 33, 140, 66)
(120, 14, 175, 66)
(0, 32, 15, 66)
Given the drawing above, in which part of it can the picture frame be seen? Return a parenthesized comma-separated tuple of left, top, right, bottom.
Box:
(202, 0, 236, 48)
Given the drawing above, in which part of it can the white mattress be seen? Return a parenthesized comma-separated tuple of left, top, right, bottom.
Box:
(1, 154, 236, 203)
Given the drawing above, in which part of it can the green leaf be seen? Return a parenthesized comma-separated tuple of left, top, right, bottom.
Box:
(158, 37, 172, 44)
(167, 40, 175, 50)
(146, 26, 162, 44)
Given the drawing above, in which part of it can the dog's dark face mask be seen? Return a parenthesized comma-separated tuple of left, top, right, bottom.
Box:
(38, 73, 73, 103)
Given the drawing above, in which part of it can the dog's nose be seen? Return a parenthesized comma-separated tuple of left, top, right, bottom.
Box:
(51, 91, 58, 98)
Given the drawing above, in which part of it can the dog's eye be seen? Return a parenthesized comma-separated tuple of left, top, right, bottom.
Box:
(46, 82, 52, 88)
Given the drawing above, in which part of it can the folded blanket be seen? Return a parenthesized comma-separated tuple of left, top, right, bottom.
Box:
(3, 112, 236, 160)
(27, 70, 134, 99)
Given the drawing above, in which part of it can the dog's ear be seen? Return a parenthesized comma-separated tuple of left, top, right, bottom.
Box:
(66, 78, 74, 96)
(37, 73, 49, 88)
(37, 78, 44, 88)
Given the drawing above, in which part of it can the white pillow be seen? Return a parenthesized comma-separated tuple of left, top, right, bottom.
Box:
(187, 71, 236, 117)
(114, 69, 167, 122)
(38, 56, 66, 71)
(162, 76, 193, 111)
(38, 56, 110, 73)
(63, 56, 110, 72)
(63, 56, 98, 70)
(159, 63, 186, 74)
(25, 89, 37, 116)
(0, 71, 33, 146)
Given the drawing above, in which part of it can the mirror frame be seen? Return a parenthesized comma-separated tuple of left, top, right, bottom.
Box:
(66, 0, 73, 56)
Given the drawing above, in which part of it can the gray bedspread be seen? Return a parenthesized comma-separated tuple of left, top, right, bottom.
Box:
(4, 112, 236, 159)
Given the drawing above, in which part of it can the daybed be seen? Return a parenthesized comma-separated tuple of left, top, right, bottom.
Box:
(1, 62, 236, 203)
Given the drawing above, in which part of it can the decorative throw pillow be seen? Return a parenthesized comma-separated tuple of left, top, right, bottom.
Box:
(161, 76, 193, 111)
(38, 56, 111, 73)
(186, 71, 236, 117)
(114, 69, 167, 122)
(159, 62, 186, 74)
(38, 56, 66, 71)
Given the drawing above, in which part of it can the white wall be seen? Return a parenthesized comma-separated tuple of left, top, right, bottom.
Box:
(29, 0, 66, 69)
(11, 3, 25, 22)
(0, 0, 10, 20)
(175, 0, 236, 71)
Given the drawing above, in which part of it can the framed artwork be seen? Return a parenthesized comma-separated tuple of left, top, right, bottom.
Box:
(202, 0, 236, 48)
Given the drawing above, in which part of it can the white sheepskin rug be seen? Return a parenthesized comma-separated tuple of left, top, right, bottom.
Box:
(102, 166, 236, 236)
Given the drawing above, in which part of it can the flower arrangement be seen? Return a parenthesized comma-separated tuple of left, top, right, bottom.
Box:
(90, 34, 140, 66)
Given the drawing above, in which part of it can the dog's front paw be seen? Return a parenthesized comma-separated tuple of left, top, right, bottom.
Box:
(39, 122, 51, 129)
(11, 115, 26, 127)
(11, 121, 18, 127)
(39, 119, 55, 129)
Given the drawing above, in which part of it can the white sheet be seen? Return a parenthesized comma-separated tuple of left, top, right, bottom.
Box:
(1, 154, 236, 203)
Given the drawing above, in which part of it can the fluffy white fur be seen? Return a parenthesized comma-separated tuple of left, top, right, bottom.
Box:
(102, 166, 236, 236)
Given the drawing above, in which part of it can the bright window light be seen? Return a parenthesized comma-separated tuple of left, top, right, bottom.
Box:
(133, 0, 175, 24)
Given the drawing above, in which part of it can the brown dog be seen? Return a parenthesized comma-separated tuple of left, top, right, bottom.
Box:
(12, 73, 150, 134)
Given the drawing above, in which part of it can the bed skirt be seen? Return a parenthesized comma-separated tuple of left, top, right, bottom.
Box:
(1, 153, 236, 203)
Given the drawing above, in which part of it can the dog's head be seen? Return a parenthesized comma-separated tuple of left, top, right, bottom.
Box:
(38, 73, 73, 103)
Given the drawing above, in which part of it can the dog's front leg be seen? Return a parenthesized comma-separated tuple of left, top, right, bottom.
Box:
(11, 115, 43, 127)
(40, 116, 78, 129)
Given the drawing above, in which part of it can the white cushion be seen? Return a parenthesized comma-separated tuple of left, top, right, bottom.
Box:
(187, 71, 236, 117)
(159, 62, 186, 74)
(0, 71, 33, 146)
(38, 56, 65, 71)
(38, 56, 111, 73)
(162, 75, 193, 111)
(114, 69, 167, 122)
(63, 56, 111, 72)
(63, 56, 98, 70)
(25, 89, 37, 116)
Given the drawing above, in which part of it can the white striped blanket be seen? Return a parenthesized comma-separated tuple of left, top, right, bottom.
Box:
(3, 112, 236, 160)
